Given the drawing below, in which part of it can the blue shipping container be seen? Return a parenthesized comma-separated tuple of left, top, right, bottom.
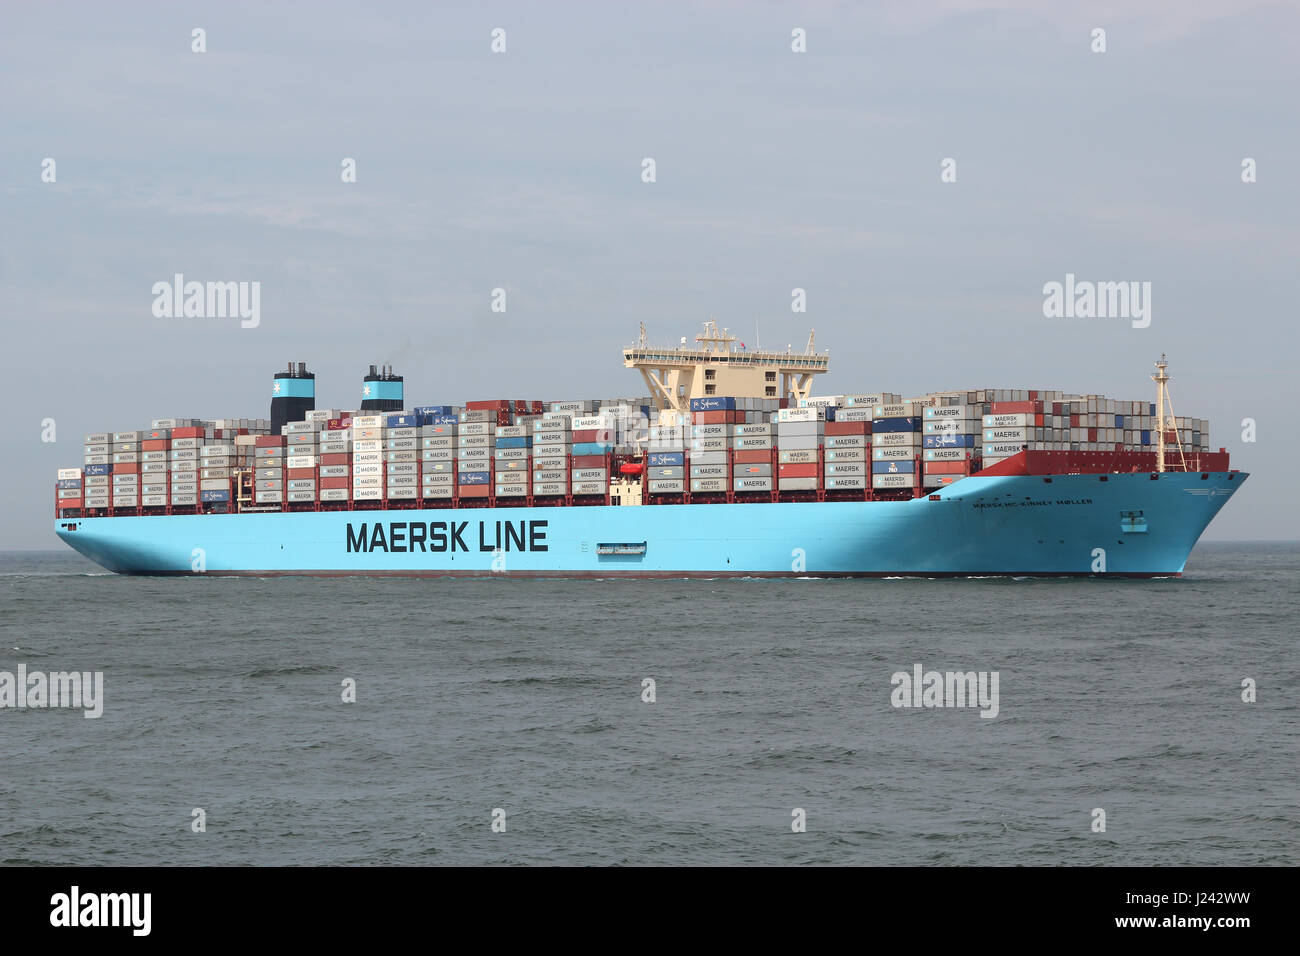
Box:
(923, 434, 976, 448)
(56, 478, 82, 489)
(495, 436, 533, 449)
(200, 490, 231, 502)
(872, 460, 916, 474)
(872, 416, 921, 433)
(414, 406, 453, 416)
(1114, 414, 1123, 428)
(84, 463, 112, 476)
(387, 414, 418, 428)
(429, 415, 459, 426)
(458, 471, 490, 485)
(1141, 431, 1151, 445)
(690, 397, 736, 411)
(571, 442, 612, 456)
(648, 452, 684, 466)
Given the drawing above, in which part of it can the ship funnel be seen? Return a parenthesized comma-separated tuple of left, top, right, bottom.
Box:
(361, 364, 404, 412)
(271, 360, 315, 434)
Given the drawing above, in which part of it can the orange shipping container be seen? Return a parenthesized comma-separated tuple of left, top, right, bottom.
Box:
(825, 421, 868, 436)
(778, 462, 819, 478)
(923, 461, 970, 474)
(732, 449, 771, 464)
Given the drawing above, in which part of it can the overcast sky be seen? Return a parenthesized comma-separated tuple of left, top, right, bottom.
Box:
(3, 0, 1296, 547)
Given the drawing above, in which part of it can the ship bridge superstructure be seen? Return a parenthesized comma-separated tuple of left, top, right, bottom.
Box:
(623, 319, 829, 413)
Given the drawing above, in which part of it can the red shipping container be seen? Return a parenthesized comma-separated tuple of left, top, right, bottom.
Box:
(571, 429, 599, 442)
(778, 462, 819, 477)
(571, 455, 606, 468)
(320, 453, 350, 466)
(459, 485, 490, 498)
(825, 421, 868, 435)
(732, 449, 771, 464)
(1088, 428, 1097, 441)
(287, 467, 315, 479)
(692, 411, 730, 425)
(172, 426, 204, 439)
(56, 497, 83, 508)
(990, 401, 1044, 414)
(327, 418, 352, 430)
(320, 477, 350, 489)
(112, 463, 140, 474)
(923, 461, 969, 474)
(1070, 414, 1080, 427)
(466, 400, 510, 411)
(142, 439, 170, 451)
(256, 435, 287, 447)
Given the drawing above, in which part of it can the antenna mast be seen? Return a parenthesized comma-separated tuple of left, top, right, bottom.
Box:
(1152, 354, 1189, 473)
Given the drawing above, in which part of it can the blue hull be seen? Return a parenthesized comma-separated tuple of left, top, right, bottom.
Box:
(54, 471, 1247, 577)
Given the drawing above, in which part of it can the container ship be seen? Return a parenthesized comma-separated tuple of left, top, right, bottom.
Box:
(53, 322, 1246, 577)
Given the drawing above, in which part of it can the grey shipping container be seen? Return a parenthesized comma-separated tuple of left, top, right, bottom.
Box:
(733, 476, 773, 491)
(647, 479, 684, 493)
(690, 451, 728, 465)
(690, 464, 728, 478)
(691, 478, 727, 493)
(778, 477, 819, 491)
(776, 436, 819, 450)
(778, 449, 817, 464)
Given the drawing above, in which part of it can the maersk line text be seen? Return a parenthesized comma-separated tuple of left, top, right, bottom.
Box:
(346, 519, 549, 553)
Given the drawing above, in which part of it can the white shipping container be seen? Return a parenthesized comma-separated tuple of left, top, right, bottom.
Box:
(982, 413, 1034, 427)
(873, 447, 917, 461)
(57, 468, 83, 480)
(984, 427, 1032, 442)
(776, 408, 820, 424)
(351, 462, 383, 476)
(924, 448, 976, 461)
(924, 421, 968, 435)
(351, 415, 385, 428)
(873, 432, 923, 448)
(872, 474, 918, 489)
(874, 403, 921, 418)
(924, 406, 972, 420)
(983, 442, 1026, 456)
(286, 456, 317, 469)
(799, 395, 843, 408)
